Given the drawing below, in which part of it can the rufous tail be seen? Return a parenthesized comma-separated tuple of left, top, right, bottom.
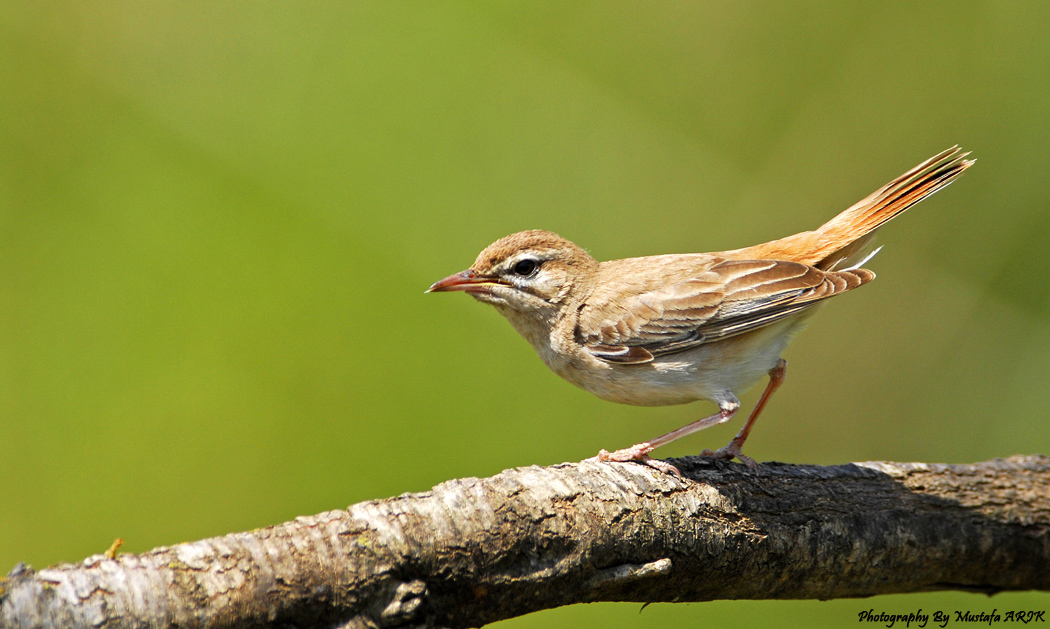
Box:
(728, 147, 974, 269)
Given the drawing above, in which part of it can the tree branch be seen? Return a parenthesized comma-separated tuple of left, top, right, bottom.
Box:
(3, 455, 1049, 628)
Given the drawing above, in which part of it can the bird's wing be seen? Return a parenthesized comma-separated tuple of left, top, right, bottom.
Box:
(578, 259, 873, 364)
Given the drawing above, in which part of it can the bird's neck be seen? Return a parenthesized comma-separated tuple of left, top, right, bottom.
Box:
(495, 302, 560, 352)
(494, 296, 584, 374)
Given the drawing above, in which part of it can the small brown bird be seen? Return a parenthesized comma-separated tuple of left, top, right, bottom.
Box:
(428, 147, 973, 475)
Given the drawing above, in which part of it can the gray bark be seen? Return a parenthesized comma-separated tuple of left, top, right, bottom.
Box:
(2, 455, 1049, 629)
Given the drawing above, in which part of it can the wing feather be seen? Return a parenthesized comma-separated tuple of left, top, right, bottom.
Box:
(579, 259, 874, 362)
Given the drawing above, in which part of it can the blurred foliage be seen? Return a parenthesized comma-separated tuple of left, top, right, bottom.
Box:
(1, 2, 1048, 626)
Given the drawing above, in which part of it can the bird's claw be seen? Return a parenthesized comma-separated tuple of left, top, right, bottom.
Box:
(597, 443, 654, 462)
(702, 443, 760, 470)
(593, 443, 682, 477)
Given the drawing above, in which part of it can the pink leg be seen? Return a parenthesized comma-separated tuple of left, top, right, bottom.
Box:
(593, 402, 740, 477)
(703, 359, 787, 469)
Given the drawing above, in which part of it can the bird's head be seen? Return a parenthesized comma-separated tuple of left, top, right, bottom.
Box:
(427, 230, 598, 316)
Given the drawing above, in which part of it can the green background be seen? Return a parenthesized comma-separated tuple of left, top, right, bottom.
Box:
(2, 2, 1048, 626)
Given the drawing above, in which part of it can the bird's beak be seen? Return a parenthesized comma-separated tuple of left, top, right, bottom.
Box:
(426, 270, 506, 293)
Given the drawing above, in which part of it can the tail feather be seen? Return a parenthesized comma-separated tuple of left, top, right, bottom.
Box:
(814, 146, 973, 267)
(725, 147, 974, 269)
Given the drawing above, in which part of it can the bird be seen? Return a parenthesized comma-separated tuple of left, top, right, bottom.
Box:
(427, 147, 973, 476)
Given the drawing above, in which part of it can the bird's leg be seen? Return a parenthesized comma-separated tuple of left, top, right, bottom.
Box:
(703, 358, 787, 469)
(594, 401, 740, 477)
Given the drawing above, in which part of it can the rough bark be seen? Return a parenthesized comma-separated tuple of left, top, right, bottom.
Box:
(2, 455, 1049, 629)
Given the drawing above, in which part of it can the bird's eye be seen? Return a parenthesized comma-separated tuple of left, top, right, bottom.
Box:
(512, 259, 539, 277)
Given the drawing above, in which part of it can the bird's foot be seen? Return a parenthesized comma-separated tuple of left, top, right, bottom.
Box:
(593, 443, 682, 477)
(597, 442, 654, 461)
(701, 443, 759, 470)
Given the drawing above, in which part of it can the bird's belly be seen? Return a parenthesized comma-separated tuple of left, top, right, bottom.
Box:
(559, 317, 809, 407)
